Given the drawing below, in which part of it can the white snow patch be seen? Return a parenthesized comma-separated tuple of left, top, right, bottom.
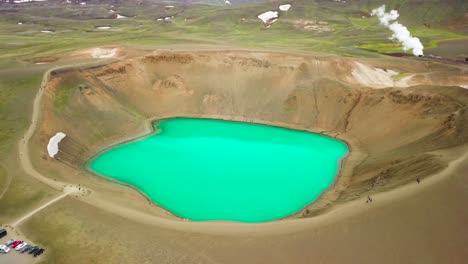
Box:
(279, 4, 291, 11)
(13, 0, 47, 3)
(460, 85, 468, 89)
(96, 26, 111, 30)
(116, 14, 127, 19)
(157, 18, 163, 21)
(47, 132, 66, 158)
(91, 48, 117, 58)
(258, 11, 278, 24)
(18, 22, 23, 25)
(109, 9, 115, 14)
(165, 5, 174, 8)
(40, 30, 54, 33)
(224, 0, 231, 5)
(80, 2, 86, 6)
(352, 62, 401, 88)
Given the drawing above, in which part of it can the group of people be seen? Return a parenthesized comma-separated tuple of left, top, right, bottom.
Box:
(366, 178, 421, 204)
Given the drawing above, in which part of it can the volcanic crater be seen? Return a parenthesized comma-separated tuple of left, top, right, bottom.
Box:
(33, 50, 468, 219)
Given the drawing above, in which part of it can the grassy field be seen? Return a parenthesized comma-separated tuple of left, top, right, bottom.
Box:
(0, 0, 466, 61)
(0, 1, 466, 263)
(0, 65, 57, 223)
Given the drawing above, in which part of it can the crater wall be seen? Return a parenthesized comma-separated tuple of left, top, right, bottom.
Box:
(33, 50, 468, 217)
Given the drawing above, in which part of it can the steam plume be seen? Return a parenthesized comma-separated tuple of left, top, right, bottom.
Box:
(371, 5, 424, 56)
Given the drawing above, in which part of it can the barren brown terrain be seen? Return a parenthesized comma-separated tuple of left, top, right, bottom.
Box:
(5, 48, 463, 263)
(31, 49, 468, 216)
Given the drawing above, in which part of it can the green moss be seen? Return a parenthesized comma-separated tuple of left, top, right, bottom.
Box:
(54, 85, 75, 111)
(392, 72, 413, 81)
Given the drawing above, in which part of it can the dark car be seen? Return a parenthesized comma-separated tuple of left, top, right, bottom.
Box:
(34, 248, 44, 257)
(26, 246, 37, 254)
(0, 229, 7, 239)
(28, 246, 39, 255)
(20, 245, 32, 253)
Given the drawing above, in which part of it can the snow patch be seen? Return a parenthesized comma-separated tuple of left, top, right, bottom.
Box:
(116, 14, 127, 19)
(91, 48, 117, 58)
(157, 16, 173, 22)
(47, 132, 66, 158)
(279, 4, 291, 11)
(258, 11, 278, 24)
(96, 26, 111, 30)
(13, 0, 47, 3)
(40, 30, 54, 33)
(224, 0, 231, 5)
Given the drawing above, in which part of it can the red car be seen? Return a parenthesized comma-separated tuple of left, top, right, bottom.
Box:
(9, 241, 19, 248)
(11, 241, 23, 248)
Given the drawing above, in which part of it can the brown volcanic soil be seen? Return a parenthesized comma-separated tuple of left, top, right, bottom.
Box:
(12, 49, 466, 264)
(31, 50, 468, 219)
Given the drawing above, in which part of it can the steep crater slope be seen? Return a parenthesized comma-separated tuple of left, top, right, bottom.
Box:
(32, 50, 468, 218)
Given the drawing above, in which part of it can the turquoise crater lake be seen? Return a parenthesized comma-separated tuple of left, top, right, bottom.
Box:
(89, 118, 348, 223)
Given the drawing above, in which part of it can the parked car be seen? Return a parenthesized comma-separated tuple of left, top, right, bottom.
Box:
(20, 245, 32, 253)
(5, 239, 15, 247)
(0, 245, 10, 254)
(28, 246, 39, 255)
(16, 242, 28, 251)
(34, 248, 44, 257)
(0, 229, 7, 239)
(26, 246, 36, 254)
(11, 240, 23, 248)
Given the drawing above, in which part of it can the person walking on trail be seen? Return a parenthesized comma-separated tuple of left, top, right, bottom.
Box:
(416, 178, 420, 184)
(367, 196, 373, 203)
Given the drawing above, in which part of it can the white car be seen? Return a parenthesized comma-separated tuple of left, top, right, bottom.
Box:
(15, 242, 27, 251)
(5, 239, 15, 247)
(0, 245, 10, 253)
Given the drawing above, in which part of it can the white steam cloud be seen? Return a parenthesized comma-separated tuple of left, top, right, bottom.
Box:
(371, 5, 424, 57)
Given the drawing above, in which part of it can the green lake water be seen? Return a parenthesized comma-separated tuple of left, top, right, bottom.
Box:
(89, 118, 348, 223)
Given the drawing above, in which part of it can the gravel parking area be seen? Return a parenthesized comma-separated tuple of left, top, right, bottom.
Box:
(0, 227, 37, 264)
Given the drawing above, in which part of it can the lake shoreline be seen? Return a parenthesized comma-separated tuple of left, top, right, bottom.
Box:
(84, 115, 358, 223)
